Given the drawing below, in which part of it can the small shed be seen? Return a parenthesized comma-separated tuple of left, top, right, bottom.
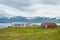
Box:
(41, 22, 57, 28)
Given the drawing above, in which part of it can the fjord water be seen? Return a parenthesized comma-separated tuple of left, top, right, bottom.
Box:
(0, 23, 12, 28)
(0, 23, 60, 28)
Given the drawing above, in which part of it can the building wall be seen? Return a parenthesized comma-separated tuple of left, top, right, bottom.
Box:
(12, 23, 31, 28)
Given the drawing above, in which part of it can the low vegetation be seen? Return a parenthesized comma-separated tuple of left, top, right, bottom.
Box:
(0, 25, 60, 40)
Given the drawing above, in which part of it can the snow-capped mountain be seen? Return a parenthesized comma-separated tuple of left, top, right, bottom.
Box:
(0, 16, 60, 23)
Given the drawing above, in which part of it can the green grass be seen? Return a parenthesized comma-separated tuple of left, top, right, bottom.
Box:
(0, 25, 60, 40)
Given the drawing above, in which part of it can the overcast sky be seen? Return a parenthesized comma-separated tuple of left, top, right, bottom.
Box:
(0, 0, 60, 18)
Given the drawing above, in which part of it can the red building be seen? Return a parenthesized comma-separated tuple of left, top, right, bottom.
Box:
(41, 22, 57, 28)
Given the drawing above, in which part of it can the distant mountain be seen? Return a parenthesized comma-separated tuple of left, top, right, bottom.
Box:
(30, 17, 60, 23)
(9, 16, 29, 22)
(0, 16, 60, 23)
(0, 17, 9, 23)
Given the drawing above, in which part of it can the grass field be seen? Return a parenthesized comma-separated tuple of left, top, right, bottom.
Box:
(0, 25, 60, 40)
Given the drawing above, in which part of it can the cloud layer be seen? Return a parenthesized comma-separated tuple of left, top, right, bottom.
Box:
(0, 0, 60, 18)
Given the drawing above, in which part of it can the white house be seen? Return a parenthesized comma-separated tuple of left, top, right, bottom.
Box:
(11, 22, 32, 28)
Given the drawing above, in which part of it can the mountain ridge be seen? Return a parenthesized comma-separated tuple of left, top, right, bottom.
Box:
(0, 16, 60, 23)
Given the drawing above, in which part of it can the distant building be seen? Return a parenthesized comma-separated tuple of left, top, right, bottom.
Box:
(41, 22, 57, 28)
(11, 22, 32, 28)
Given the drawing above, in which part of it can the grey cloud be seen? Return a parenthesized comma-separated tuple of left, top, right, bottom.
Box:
(0, 0, 60, 9)
(0, 0, 60, 16)
(0, 0, 34, 12)
(0, 0, 31, 9)
(0, 9, 10, 17)
(41, 0, 60, 5)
